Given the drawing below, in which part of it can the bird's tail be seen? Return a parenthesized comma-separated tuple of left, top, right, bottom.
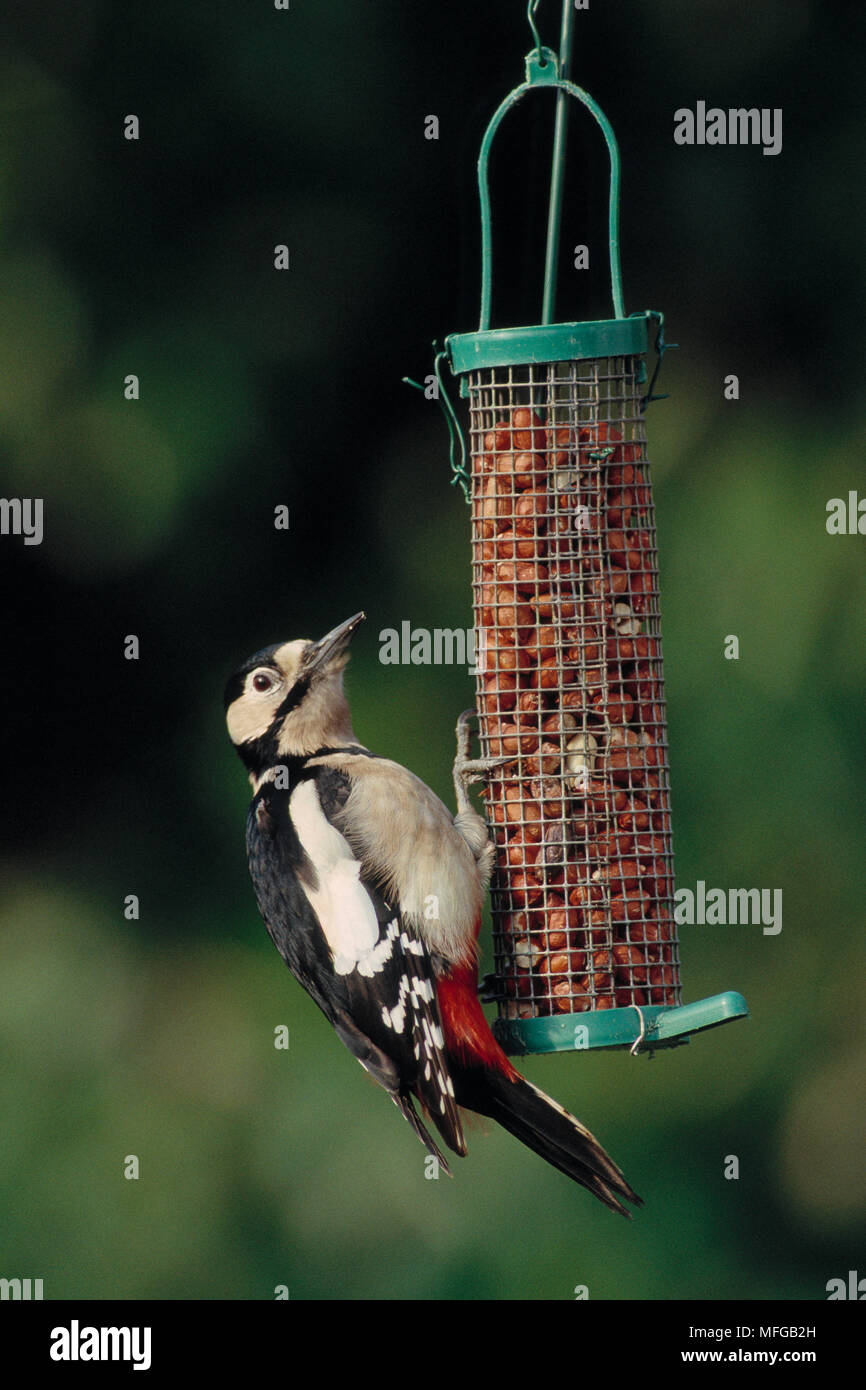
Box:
(456, 1066, 642, 1217)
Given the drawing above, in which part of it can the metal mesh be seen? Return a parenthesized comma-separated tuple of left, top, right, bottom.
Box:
(467, 356, 681, 1022)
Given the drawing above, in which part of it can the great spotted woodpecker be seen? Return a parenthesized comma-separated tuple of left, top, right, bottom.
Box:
(225, 612, 641, 1215)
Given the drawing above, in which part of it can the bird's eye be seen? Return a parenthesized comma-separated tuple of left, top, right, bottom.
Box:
(252, 671, 276, 693)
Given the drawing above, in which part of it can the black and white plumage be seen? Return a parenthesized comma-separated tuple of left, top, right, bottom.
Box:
(246, 754, 462, 1162)
(224, 612, 642, 1213)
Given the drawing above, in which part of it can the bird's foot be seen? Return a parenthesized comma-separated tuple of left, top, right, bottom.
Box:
(453, 709, 510, 817)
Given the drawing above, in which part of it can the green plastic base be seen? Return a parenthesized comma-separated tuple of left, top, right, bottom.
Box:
(493, 990, 749, 1056)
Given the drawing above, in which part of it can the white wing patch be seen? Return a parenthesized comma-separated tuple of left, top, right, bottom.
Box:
(381, 975, 410, 1033)
(378, 971, 439, 1036)
(290, 779, 397, 977)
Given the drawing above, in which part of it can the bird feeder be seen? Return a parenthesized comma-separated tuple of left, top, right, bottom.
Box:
(439, 4, 748, 1057)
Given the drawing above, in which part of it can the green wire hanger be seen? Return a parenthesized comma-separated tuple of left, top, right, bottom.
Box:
(477, 1, 625, 329)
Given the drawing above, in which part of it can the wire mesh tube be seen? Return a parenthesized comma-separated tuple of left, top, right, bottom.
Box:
(468, 356, 681, 1023)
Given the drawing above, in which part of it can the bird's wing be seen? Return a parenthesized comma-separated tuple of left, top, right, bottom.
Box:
(249, 764, 466, 1158)
(310, 750, 486, 963)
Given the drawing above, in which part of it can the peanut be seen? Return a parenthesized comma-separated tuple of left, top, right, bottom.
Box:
(471, 406, 676, 1018)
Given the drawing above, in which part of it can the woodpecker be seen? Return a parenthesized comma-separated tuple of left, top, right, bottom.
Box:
(224, 612, 641, 1215)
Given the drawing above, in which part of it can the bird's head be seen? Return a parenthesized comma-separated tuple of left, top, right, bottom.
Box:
(225, 612, 365, 775)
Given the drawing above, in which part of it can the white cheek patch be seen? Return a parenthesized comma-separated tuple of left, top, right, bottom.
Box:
(226, 692, 276, 748)
(290, 779, 394, 977)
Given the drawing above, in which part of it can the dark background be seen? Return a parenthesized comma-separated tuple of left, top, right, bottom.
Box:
(0, 0, 863, 1299)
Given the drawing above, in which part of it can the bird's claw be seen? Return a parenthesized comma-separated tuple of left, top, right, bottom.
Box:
(453, 710, 510, 815)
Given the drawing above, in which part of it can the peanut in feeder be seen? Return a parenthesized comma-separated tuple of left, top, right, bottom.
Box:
(438, 2, 748, 1057)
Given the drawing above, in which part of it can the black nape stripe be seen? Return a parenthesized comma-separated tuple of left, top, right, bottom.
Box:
(274, 675, 311, 721)
(234, 728, 280, 774)
(238, 741, 379, 786)
(265, 753, 310, 787)
(262, 747, 379, 794)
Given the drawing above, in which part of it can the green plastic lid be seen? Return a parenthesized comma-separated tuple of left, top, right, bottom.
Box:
(446, 314, 650, 375)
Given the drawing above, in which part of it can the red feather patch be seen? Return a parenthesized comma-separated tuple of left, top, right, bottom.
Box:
(437, 962, 519, 1081)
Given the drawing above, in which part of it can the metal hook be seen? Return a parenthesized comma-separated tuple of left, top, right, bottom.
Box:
(637, 310, 678, 411)
(526, 0, 545, 65)
(402, 347, 471, 504)
(629, 1006, 648, 1056)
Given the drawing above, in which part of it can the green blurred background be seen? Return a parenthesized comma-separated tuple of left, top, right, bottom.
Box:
(0, 0, 863, 1300)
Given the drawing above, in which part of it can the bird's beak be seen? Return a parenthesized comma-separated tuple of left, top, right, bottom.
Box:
(303, 612, 365, 678)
